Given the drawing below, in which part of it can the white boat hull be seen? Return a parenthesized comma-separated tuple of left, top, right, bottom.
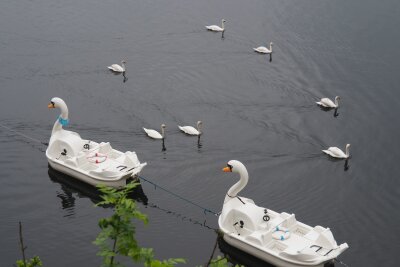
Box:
(218, 198, 348, 267)
(47, 158, 142, 188)
(46, 129, 146, 188)
(222, 231, 326, 267)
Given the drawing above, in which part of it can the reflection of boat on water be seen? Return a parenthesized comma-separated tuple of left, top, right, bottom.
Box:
(48, 166, 148, 207)
(217, 237, 335, 267)
(217, 236, 275, 267)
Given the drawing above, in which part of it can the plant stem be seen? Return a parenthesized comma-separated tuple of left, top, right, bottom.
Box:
(110, 236, 117, 266)
(19, 221, 27, 267)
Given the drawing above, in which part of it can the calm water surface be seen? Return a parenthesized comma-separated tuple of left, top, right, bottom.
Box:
(1, 0, 399, 266)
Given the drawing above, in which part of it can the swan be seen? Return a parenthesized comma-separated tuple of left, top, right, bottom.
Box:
(108, 60, 126, 73)
(143, 124, 166, 140)
(253, 42, 273, 54)
(323, 144, 350, 159)
(178, 121, 202, 135)
(206, 19, 226, 32)
(316, 96, 340, 108)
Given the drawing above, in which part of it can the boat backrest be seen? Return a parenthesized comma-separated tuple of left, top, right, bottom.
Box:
(76, 152, 88, 166)
(98, 142, 112, 154)
(282, 214, 297, 230)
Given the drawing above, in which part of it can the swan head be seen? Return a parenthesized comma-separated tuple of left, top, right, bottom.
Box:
(270, 42, 273, 46)
(197, 121, 202, 126)
(48, 97, 67, 110)
(121, 60, 127, 64)
(222, 160, 247, 174)
(335, 96, 340, 101)
(222, 19, 226, 23)
(161, 124, 166, 128)
(346, 144, 351, 149)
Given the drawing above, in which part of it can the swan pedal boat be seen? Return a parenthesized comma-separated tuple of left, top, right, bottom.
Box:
(219, 160, 348, 267)
(46, 97, 146, 188)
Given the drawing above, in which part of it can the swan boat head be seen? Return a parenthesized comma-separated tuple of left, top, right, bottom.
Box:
(48, 97, 69, 135)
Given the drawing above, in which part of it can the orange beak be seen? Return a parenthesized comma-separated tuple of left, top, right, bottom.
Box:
(222, 166, 231, 172)
(48, 103, 55, 108)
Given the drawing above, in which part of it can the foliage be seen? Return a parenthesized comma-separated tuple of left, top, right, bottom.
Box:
(16, 256, 42, 267)
(94, 182, 185, 267)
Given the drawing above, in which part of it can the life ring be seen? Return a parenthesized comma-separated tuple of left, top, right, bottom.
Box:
(272, 226, 290, 241)
(87, 152, 107, 164)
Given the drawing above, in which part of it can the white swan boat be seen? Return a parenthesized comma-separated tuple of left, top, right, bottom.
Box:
(46, 97, 146, 188)
(219, 160, 348, 267)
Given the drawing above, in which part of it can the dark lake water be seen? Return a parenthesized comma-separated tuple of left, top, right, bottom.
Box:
(1, 0, 399, 266)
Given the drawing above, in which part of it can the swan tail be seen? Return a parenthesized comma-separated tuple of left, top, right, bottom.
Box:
(322, 150, 331, 155)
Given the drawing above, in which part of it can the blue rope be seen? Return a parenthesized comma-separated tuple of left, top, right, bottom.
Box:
(138, 175, 219, 216)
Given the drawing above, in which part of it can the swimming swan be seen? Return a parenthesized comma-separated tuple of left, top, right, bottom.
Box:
(253, 42, 273, 54)
(108, 60, 126, 73)
(178, 121, 202, 135)
(316, 96, 340, 108)
(206, 19, 226, 32)
(323, 144, 350, 159)
(143, 124, 166, 140)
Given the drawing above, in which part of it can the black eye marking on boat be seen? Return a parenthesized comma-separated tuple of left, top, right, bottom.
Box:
(227, 164, 233, 170)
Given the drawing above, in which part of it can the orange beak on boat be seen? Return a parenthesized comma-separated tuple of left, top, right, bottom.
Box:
(48, 102, 55, 108)
(222, 166, 232, 172)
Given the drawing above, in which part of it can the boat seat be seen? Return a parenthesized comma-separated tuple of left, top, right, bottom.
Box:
(245, 232, 264, 246)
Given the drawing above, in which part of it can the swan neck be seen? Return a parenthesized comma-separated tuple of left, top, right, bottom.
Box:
(221, 20, 225, 29)
(335, 98, 339, 106)
(345, 146, 350, 157)
(52, 103, 69, 135)
(122, 62, 126, 71)
(269, 43, 272, 52)
(161, 127, 165, 138)
(224, 168, 248, 204)
(197, 123, 202, 134)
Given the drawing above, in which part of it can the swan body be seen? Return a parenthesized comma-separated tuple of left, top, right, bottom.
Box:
(206, 19, 226, 32)
(46, 97, 146, 188)
(316, 96, 340, 108)
(108, 60, 126, 73)
(219, 160, 348, 267)
(143, 124, 166, 140)
(178, 121, 202, 136)
(253, 42, 273, 54)
(323, 144, 350, 159)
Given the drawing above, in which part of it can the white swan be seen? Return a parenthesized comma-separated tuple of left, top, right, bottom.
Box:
(206, 19, 226, 32)
(316, 96, 340, 108)
(178, 121, 202, 136)
(253, 42, 273, 54)
(108, 60, 126, 73)
(323, 144, 350, 159)
(143, 124, 166, 140)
